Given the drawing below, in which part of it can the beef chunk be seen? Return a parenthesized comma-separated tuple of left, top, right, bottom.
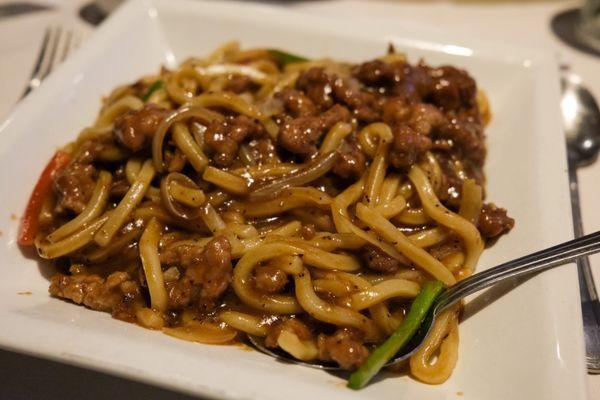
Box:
(224, 74, 257, 94)
(276, 87, 317, 117)
(429, 66, 477, 112)
(361, 244, 404, 273)
(332, 139, 366, 179)
(161, 236, 233, 311)
(296, 67, 334, 110)
(278, 104, 350, 156)
(478, 203, 514, 239)
(49, 271, 144, 321)
(204, 115, 264, 167)
(331, 77, 382, 122)
(389, 125, 432, 170)
(317, 328, 369, 370)
(113, 104, 170, 152)
(53, 162, 97, 215)
(254, 265, 289, 293)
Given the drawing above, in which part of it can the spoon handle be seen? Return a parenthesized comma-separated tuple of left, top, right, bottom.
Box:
(568, 157, 600, 373)
(435, 230, 600, 313)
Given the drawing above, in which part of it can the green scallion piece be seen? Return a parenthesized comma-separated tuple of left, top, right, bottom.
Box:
(347, 280, 444, 390)
(142, 80, 164, 102)
(268, 49, 309, 66)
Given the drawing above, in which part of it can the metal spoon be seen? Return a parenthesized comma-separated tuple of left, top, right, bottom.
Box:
(248, 230, 600, 370)
(561, 71, 600, 373)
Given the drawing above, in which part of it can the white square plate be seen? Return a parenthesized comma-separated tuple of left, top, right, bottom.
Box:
(0, 0, 587, 399)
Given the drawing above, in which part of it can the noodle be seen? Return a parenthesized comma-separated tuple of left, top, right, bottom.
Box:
(355, 203, 456, 285)
(139, 218, 168, 311)
(95, 160, 155, 246)
(409, 166, 484, 277)
(294, 267, 381, 341)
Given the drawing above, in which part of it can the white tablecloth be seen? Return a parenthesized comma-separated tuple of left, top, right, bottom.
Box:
(0, 0, 598, 398)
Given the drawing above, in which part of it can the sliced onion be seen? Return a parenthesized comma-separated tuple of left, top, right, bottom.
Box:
(160, 172, 204, 220)
(197, 64, 268, 83)
(248, 151, 339, 201)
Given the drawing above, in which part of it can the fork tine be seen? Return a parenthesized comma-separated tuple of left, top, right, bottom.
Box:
(21, 27, 52, 98)
(59, 29, 73, 63)
(40, 25, 62, 80)
(21, 26, 82, 99)
(72, 32, 82, 51)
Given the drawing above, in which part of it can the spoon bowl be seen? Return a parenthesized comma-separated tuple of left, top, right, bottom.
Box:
(562, 72, 600, 166)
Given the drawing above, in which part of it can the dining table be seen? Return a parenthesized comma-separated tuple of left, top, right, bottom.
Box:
(0, 0, 598, 398)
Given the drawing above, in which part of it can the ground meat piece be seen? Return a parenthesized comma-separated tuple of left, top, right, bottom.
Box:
(265, 318, 313, 348)
(204, 115, 264, 167)
(160, 243, 201, 266)
(391, 63, 434, 101)
(186, 236, 232, 302)
(110, 179, 130, 197)
(278, 116, 322, 155)
(296, 67, 334, 110)
(113, 104, 170, 152)
(438, 113, 486, 166)
(224, 74, 257, 94)
(53, 162, 97, 214)
(254, 265, 289, 293)
(110, 165, 129, 198)
(161, 236, 233, 311)
(300, 223, 316, 240)
(478, 203, 514, 239)
(435, 153, 486, 208)
(354, 59, 392, 86)
(354, 60, 411, 91)
(331, 77, 382, 122)
(49, 271, 144, 321)
(317, 328, 369, 370)
(320, 104, 352, 130)
(278, 105, 351, 156)
(332, 139, 366, 179)
(429, 66, 477, 112)
(164, 272, 193, 310)
(389, 125, 432, 170)
(244, 138, 278, 164)
(354, 94, 382, 123)
(74, 140, 105, 164)
(409, 103, 445, 136)
(437, 154, 463, 206)
(361, 244, 404, 273)
(164, 147, 187, 172)
(276, 87, 317, 117)
(382, 97, 412, 125)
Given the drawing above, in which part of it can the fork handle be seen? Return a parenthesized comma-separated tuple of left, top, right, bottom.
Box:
(435, 230, 600, 315)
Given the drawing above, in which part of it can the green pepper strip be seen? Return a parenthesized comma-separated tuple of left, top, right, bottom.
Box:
(142, 80, 164, 102)
(268, 49, 309, 66)
(347, 280, 444, 390)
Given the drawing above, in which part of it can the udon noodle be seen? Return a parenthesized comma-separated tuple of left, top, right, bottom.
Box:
(19, 42, 514, 384)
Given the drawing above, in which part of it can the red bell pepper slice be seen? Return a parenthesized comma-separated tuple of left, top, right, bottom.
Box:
(18, 151, 70, 246)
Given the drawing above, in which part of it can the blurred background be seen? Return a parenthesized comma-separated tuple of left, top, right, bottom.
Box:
(0, 0, 598, 399)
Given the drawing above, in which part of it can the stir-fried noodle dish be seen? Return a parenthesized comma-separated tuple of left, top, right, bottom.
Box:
(19, 42, 514, 384)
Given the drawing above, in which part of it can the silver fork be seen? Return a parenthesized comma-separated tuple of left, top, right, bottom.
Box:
(21, 26, 81, 98)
